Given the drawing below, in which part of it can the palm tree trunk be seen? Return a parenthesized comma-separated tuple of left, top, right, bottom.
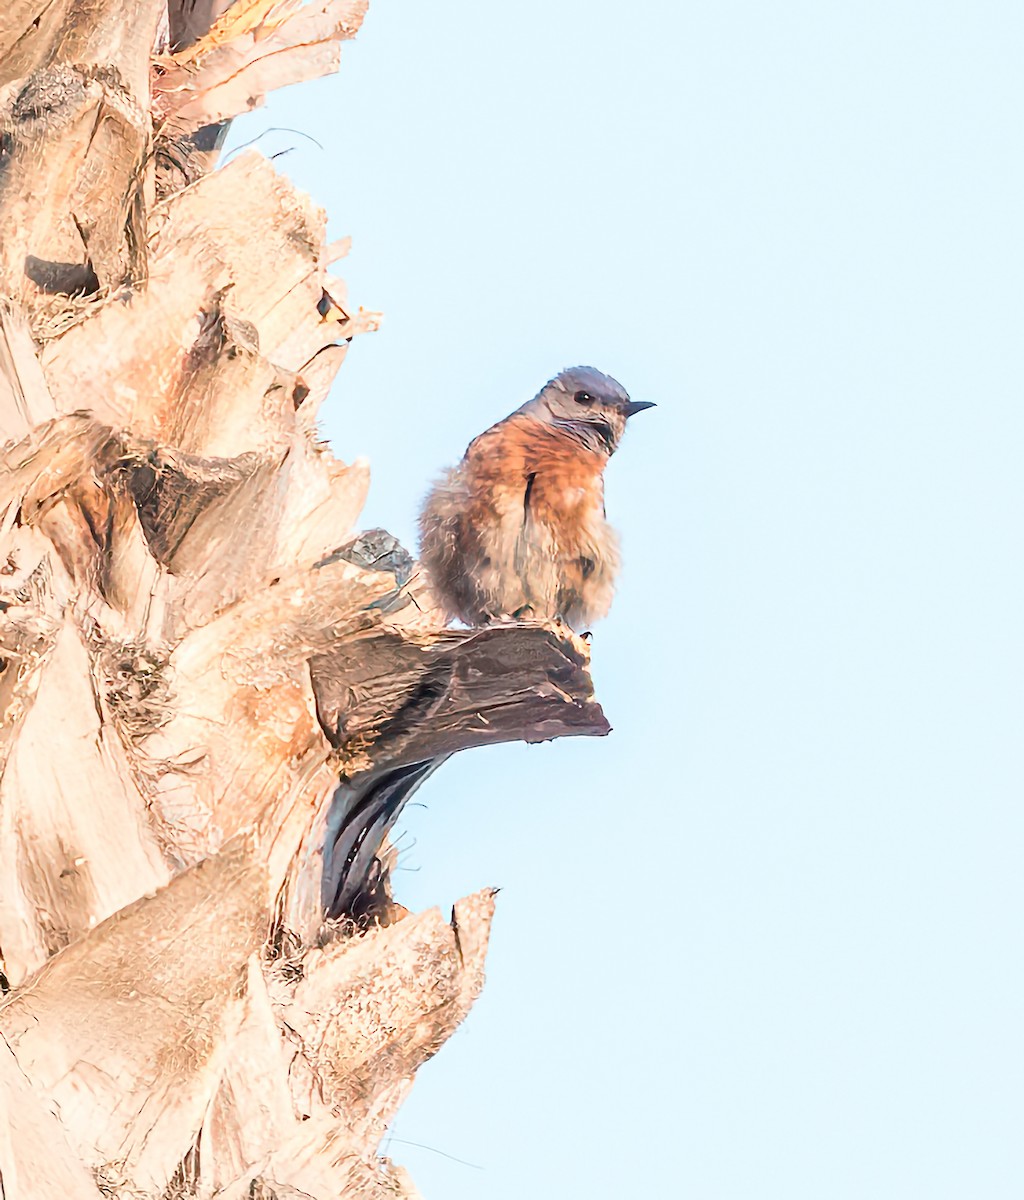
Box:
(0, 3, 608, 1196)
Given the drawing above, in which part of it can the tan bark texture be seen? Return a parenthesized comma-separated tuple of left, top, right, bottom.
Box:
(0, 3, 609, 1196)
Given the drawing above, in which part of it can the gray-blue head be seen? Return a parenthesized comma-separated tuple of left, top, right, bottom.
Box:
(521, 365, 654, 455)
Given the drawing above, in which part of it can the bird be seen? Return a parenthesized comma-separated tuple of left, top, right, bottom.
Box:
(418, 366, 653, 630)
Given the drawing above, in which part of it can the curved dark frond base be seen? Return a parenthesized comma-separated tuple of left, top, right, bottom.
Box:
(312, 620, 610, 919)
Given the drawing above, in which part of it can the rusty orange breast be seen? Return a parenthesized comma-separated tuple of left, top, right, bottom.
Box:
(464, 414, 607, 525)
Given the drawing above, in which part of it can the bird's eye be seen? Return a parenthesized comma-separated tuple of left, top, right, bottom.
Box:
(574, 391, 594, 405)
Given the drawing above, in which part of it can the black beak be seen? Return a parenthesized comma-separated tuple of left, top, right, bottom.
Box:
(623, 400, 656, 418)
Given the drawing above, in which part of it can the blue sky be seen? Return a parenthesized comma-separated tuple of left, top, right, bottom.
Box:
(230, 2, 1024, 1196)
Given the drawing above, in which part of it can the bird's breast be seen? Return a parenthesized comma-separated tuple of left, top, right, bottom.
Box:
(467, 416, 608, 526)
(524, 464, 604, 528)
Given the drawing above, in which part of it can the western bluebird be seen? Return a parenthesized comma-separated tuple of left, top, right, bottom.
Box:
(418, 366, 653, 630)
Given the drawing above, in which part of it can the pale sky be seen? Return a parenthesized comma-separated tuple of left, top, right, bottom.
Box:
(229, 2, 1024, 1196)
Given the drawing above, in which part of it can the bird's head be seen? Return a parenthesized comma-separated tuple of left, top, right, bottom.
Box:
(522, 365, 654, 455)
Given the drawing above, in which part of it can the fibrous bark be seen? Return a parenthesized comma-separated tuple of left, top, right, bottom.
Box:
(0, 3, 609, 1198)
